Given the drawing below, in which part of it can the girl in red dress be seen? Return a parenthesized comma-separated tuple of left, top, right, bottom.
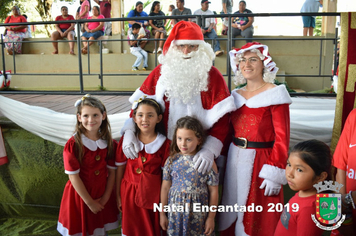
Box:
(116, 97, 170, 236)
(57, 94, 119, 236)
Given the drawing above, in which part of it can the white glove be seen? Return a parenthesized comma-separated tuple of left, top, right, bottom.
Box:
(259, 179, 281, 196)
(193, 148, 214, 174)
(122, 130, 140, 159)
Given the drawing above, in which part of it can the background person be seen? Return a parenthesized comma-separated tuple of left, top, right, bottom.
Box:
(128, 23, 148, 71)
(171, 0, 192, 26)
(51, 6, 76, 55)
(81, 6, 105, 54)
(334, 108, 356, 235)
(22, 14, 32, 38)
(127, 1, 150, 50)
(3, 6, 27, 55)
(194, 0, 223, 57)
(301, 0, 323, 36)
(231, 0, 254, 43)
(149, 1, 166, 54)
(221, 0, 233, 35)
(76, 0, 91, 33)
(219, 42, 292, 236)
(93, 0, 112, 36)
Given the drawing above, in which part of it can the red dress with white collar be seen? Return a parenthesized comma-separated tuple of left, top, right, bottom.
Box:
(219, 85, 292, 236)
(57, 135, 119, 236)
(116, 133, 171, 236)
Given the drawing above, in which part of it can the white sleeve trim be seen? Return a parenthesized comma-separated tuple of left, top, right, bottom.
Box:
(203, 135, 223, 158)
(107, 165, 117, 170)
(65, 169, 80, 175)
(115, 161, 127, 166)
(258, 164, 287, 185)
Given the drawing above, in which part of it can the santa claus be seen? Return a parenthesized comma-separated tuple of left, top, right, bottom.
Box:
(121, 21, 235, 173)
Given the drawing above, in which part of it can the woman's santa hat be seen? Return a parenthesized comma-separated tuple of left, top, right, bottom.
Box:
(163, 21, 205, 55)
(229, 42, 278, 76)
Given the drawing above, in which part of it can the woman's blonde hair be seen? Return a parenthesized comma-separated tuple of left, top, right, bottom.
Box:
(74, 96, 113, 163)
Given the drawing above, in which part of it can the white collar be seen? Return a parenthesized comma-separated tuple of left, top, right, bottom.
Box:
(232, 84, 292, 109)
(80, 134, 108, 151)
(138, 133, 167, 154)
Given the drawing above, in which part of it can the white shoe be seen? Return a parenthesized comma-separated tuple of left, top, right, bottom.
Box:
(215, 50, 223, 56)
(157, 47, 162, 53)
(152, 49, 157, 54)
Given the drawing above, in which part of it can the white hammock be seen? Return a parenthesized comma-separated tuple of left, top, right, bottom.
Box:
(0, 95, 336, 147)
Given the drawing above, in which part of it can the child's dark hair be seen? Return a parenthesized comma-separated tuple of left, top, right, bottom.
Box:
(133, 98, 165, 135)
(150, 1, 160, 13)
(170, 116, 206, 161)
(74, 95, 113, 163)
(290, 139, 332, 180)
(132, 23, 141, 30)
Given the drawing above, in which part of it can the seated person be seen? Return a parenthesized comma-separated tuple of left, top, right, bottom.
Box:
(171, 0, 192, 26)
(149, 1, 166, 54)
(3, 5, 27, 55)
(193, 0, 223, 56)
(51, 6, 76, 55)
(81, 6, 105, 54)
(127, 1, 150, 50)
(231, 0, 254, 43)
(129, 23, 148, 71)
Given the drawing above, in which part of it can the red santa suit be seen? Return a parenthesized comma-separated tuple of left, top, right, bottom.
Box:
(219, 85, 292, 236)
(129, 64, 235, 152)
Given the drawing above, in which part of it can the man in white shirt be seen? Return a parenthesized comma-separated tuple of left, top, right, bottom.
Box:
(194, 0, 223, 56)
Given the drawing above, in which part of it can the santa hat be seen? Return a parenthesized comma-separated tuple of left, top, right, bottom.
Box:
(229, 42, 278, 75)
(163, 21, 204, 55)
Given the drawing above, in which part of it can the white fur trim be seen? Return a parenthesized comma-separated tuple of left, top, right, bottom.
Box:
(258, 164, 287, 185)
(138, 133, 167, 154)
(115, 161, 127, 166)
(174, 39, 205, 45)
(107, 165, 117, 170)
(58, 218, 119, 236)
(203, 135, 223, 158)
(232, 85, 292, 109)
(64, 169, 80, 175)
(165, 94, 235, 140)
(219, 143, 256, 235)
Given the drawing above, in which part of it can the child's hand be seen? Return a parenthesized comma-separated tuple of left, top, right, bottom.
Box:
(204, 217, 215, 236)
(87, 198, 104, 214)
(117, 196, 122, 212)
(160, 213, 169, 230)
(99, 194, 109, 207)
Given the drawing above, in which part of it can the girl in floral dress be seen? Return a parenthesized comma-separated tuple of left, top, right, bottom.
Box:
(160, 116, 219, 236)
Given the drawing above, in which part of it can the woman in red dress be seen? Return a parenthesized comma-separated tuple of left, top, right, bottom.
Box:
(57, 95, 119, 236)
(219, 42, 292, 236)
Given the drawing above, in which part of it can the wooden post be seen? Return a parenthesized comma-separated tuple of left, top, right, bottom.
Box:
(111, 0, 124, 35)
(321, 0, 338, 36)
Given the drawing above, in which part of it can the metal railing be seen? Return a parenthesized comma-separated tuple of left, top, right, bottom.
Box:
(0, 12, 340, 95)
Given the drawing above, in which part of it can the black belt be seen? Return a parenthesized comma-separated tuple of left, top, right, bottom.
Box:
(233, 137, 274, 149)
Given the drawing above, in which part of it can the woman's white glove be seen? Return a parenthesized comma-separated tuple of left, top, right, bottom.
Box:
(122, 130, 140, 159)
(193, 148, 214, 174)
(259, 179, 281, 196)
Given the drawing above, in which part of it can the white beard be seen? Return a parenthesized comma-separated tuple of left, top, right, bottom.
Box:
(158, 42, 214, 104)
